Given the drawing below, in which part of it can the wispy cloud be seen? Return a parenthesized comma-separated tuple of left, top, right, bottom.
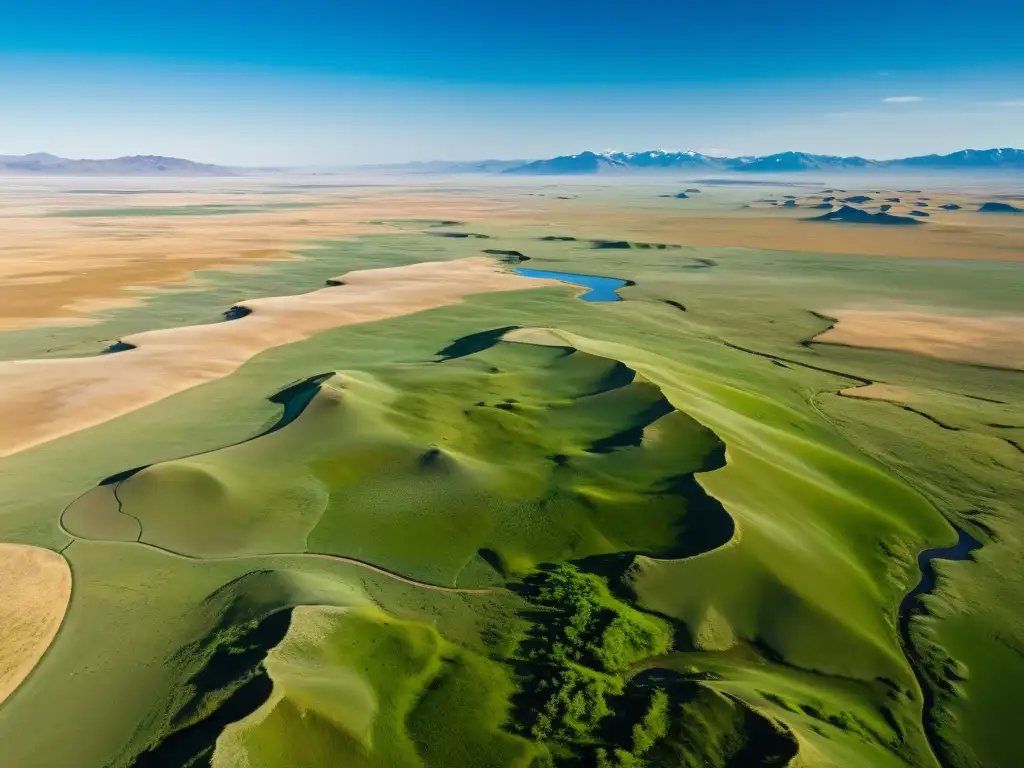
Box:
(993, 99, 1024, 107)
(882, 95, 926, 103)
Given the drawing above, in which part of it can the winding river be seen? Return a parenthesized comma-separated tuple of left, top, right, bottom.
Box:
(898, 525, 982, 768)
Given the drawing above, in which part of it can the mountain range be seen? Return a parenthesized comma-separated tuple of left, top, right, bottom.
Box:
(501, 148, 1024, 174)
(2, 148, 1022, 176)
(0, 153, 234, 176)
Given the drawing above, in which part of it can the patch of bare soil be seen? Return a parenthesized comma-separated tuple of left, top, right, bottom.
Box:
(0, 544, 72, 706)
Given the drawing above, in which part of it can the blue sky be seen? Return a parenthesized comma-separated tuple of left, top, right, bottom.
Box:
(1, 1, 1022, 164)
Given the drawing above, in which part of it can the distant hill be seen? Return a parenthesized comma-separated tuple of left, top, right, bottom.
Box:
(978, 201, 1024, 213)
(812, 205, 922, 226)
(494, 147, 1024, 175)
(0, 153, 235, 176)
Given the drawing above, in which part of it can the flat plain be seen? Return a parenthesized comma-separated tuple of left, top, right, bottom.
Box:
(0, 173, 1021, 768)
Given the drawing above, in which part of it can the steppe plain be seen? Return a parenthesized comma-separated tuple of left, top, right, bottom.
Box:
(0, 173, 1022, 768)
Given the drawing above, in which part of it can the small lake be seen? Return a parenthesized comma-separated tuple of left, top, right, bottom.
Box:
(514, 268, 628, 302)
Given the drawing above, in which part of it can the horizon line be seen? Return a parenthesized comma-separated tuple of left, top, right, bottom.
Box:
(3, 145, 1024, 168)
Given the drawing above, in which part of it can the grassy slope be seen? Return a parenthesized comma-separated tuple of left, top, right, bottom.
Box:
(70, 341, 721, 585)
(645, 652, 919, 768)
(214, 604, 537, 768)
(817, 388, 1024, 768)
(0, 536, 524, 767)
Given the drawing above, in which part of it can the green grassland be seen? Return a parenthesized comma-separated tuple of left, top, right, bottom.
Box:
(62, 339, 725, 582)
(48, 201, 324, 217)
(0, 190, 1021, 767)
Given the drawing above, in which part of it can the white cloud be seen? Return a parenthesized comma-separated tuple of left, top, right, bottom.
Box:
(993, 99, 1024, 108)
(882, 96, 926, 103)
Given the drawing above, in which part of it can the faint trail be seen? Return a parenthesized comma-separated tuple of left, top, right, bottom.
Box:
(283, 551, 498, 594)
(71, 535, 497, 595)
(836, 388, 963, 431)
(720, 339, 873, 385)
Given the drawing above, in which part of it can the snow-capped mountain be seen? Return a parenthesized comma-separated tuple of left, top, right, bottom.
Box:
(505, 150, 720, 174)
(500, 148, 1024, 174)
(732, 152, 881, 172)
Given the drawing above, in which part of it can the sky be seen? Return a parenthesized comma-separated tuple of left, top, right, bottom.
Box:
(1, 0, 1023, 165)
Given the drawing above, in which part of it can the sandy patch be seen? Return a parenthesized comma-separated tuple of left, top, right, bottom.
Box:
(838, 383, 915, 401)
(0, 257, 558, 457)
(815, 310, 1024, 370)
(0, 193, 523, 329)
(0, 544, 72, 706)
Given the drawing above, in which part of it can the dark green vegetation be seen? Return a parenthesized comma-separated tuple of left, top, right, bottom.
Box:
(0, 191, 1022, 767)
(812, 205, 922, 225)
(977, 202, 1023, 213)
(508, 565, 681, 765)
